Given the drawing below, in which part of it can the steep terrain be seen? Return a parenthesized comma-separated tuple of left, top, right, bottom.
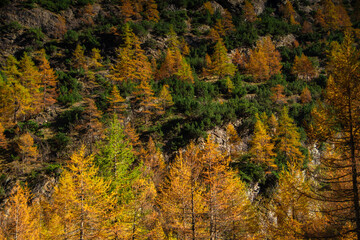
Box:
(0, 0, 360, 238)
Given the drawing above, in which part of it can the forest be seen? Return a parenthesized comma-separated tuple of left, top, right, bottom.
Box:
(0, 0, 360, 239)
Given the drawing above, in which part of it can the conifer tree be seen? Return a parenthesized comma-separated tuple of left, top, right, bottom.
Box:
(89, 48, 103, 69)
(37, 49, 57, 110)
(132, 80, 162, 123)
(72, 44, 88, 70)
(0, 122, 7, 149)
(249, 117, 276, 171)
(112, 24, 152, 83)
(292, 54, 317, 81)
(144, 0, 159, 22)
(226, 123, 241, 157)
(17, 132, 38, 163)
(300, 87, 312, 104)
(270, 84, 286, 104)
(120, 0, 137, 23)
(175, 56, 194, 83)
(310, 31, 360, 239)
(277, 107, 304, 165)
(19, 53, 41, 115)
(139, 136, 165, 187)
(200, 136, 256, 239)
(158, 84, 174, 111)
(265, 166, 323, 239)
(107, 85, 127, 118)
(268, 113, 278, 138)
(209, 38, 236, 78)
(203, 1, 214, 15)
(281, 0, 298, 25)
(0, 182, 40, 240)
(243, 0, 257, 22)
(157, 29, 193, 82)
(222, 9, 235, 34)
(124, 122, 142, 156)
(159, 142, 206, 239)
(46, 146, 116, 239)
(246, 36, 282, 81)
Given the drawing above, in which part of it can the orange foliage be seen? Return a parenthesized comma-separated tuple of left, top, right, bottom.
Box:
(133, 80, 162, 123)
(37, 49, 57, 111)
(203, 1, 214, 15)
(0, 182, 40, 239)
(243, 0, 257, 22)
(246, 36, 282, 81)
(18, 132, 38, 162)
(0, 123, 6, 149)
(157, 30, 193, 82)
(271, 84, 286, 104)
(292, 54, 317, 81)
(280, 0, 299, 25)
(19, 53, 41, 115)
(108, 85, 127, 118)
(112, 24, 152, 83)
(250, 116, 276, 171)
(144, 0, 159, 22)
(300, 87, 312, 104)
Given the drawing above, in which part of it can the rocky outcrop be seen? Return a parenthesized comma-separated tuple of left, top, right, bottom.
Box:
(1, 5, 65, 38)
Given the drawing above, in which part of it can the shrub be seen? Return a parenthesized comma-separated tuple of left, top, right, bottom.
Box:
(55, 106, 84, 131)
(57, 71, 83, 106)
(49, 132, 71, 152)
(64, 30, 79, 45)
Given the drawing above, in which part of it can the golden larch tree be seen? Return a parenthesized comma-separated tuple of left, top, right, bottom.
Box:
(309, 31, 360, 239)
(144, 0, 159, 22)
(249, 116, 276, 171)
(246, 36, 282, 81)
(300, 87, 312, 104)
(17, 132, 38, 163)
(1, 57, 32, 124)
(72, 44, 88, 70)
(0, 122, 7, 149)
(89, 48, 103, 69)
(270, 84, 286, 104)
(107, 85, 127, 118)
(0, 182, 40, 240)
(277, 107, 304, 165)
(243, 0, 257, 22)
(159, 142, 207, 239)
(45, 146, 116, 239)
(37, 49, 57, 110)
(158, 84, 174, 111)
(203, 1, 214, 15)
(175, 55, 194, 83)
(111, 24, 152, 83)
(132, 80, 162, 123)
(19, 52, 41, 115)
(280, 0, 299, 25)
(264, 165, 324, 239)
(292, 54, 317, 81)
(226, 123, 241, 157)
(208, 38, 236, 78)
(200, 136, 257, 239)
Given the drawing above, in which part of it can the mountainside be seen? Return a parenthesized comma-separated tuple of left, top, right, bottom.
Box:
(0, 0, 360, 239)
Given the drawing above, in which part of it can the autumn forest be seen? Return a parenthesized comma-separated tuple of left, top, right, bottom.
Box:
(0, 0, 360, 239)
